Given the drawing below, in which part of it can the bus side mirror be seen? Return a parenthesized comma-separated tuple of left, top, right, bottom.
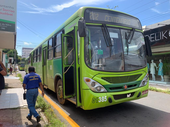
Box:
(144, 37, 152, 56)
(78, 19, 86, 37)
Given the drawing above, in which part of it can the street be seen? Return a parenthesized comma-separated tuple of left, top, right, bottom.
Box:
(20, 71, 170, 127)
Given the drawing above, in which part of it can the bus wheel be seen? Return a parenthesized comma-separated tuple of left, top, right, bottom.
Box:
(56, 79, 66, 105)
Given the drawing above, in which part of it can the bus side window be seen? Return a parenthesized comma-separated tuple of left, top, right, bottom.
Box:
(77, 31, 80, 64)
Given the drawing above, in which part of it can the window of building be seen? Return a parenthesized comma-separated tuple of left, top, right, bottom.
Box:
(147, 54, 170, 82)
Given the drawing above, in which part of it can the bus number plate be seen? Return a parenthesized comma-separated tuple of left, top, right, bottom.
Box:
(92, 96, 107, 103)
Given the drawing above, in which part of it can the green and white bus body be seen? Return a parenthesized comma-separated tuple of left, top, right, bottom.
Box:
(25, 55, 32, 74)
(19, 66, 25, 71)
(19, 62, 25, 71)
(31, 47, 43, 80)
(25, 57, 29, 73)
(27, 7, 152, 110)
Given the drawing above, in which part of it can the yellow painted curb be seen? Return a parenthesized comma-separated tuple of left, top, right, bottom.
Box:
(38, 89, 80, 127)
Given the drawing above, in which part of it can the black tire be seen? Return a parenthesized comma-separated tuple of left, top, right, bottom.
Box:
(56, 79, 66, 105)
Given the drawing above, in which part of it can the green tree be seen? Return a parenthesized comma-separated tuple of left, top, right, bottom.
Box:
(17, 56, 22, 63)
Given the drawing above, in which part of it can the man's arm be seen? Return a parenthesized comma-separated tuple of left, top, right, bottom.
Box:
(23, 83, 26, 90)
(39, 82, 44, 97)
(23, 76, 28, 90)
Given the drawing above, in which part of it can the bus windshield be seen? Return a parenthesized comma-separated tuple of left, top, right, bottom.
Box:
(85, 25, 146, 72)
(20, 63, 25, 67)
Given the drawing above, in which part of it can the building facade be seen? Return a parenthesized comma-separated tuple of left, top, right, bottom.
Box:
(143, 19, 170, 83)
(0, 49, 2, 61)
(22, 48, 33, 58)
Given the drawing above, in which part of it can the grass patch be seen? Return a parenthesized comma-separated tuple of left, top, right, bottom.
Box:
(17, 73, 23, 82)
(36, 96, 50, 112)
(149, 86, 170, 94)
(36, 96, 66, 127)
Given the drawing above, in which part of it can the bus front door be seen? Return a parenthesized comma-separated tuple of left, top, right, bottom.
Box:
(62, 35, 75, 99)
(74, 26, 81, 107)
(61, 28, 81, 107)
(43, 48, 47, 88)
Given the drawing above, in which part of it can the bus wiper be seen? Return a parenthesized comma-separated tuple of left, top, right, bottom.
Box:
(101, 24, 111, 47)
(125, 28, 135, 55)
(101, 24, 112, 56)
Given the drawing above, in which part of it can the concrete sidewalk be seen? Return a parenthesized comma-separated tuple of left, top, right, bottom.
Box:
(149, 80, 170, 90)
(0, 74, 45, 127)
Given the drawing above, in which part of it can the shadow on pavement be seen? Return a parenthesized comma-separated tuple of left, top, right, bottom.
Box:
(44, 88, 170, 127)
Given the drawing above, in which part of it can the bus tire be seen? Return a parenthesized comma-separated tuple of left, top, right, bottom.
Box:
(56, 79, 66, 105)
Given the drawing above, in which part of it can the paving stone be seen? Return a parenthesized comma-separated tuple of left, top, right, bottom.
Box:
(0, 75, 45, 127)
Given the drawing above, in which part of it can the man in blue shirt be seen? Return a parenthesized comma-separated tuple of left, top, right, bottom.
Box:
(23, 66, 44, 123)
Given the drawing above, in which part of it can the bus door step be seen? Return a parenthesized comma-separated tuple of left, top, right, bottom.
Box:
(67, 98, 76, 105)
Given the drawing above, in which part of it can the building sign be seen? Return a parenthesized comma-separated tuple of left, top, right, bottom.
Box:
(144, 25, 170, 47)
(84, 8, 142, 29)
(0, 0, 17, 32)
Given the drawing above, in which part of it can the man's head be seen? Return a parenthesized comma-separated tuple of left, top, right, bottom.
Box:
(28, 66, 35, 73)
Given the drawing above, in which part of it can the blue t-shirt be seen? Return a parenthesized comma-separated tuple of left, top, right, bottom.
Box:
(23, 72, 42, 89)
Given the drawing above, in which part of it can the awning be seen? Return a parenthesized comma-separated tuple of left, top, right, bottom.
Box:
(151, 44, 170, 53)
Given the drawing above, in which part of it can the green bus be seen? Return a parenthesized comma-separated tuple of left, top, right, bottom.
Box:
(25, 56, 31, 74)
(26, 7, 152, 110)
(19, 62, 25, 71)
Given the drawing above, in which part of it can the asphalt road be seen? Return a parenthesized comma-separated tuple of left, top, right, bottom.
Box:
(19, 71, 170, 127)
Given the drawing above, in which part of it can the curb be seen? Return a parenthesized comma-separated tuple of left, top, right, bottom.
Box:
(38, 89, 80, 127)
(39, 110, 48, 125)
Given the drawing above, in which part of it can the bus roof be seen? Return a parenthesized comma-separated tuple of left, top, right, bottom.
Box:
(30, 7, 140, 53)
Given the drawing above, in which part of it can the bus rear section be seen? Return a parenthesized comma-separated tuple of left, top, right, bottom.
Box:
(19, 63, 25, 71)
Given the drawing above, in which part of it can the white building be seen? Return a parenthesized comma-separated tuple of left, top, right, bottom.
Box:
(22, 48, 33, 58)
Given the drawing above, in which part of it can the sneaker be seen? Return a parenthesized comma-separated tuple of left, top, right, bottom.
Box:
(26, 115, 32, 120)
(36, 116, 41, 123)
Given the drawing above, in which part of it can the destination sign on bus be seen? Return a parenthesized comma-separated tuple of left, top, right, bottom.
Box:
(84, 8, 142, 29)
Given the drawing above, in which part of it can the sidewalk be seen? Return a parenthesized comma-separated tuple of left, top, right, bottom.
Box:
(149, 80, 170, 90)
(0, 74, 45, 127)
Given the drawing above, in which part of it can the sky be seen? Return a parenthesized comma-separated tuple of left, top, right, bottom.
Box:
(16, 0, 170, 55)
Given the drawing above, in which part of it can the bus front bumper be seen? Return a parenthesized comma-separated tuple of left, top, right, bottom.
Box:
(81, 83, 149, 110)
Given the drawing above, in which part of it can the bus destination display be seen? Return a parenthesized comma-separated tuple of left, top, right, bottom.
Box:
(84, 9, 142, 29)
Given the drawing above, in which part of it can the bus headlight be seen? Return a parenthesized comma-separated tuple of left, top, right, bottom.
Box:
(139, 74, 149, 87)
(84, 77, 107, 92)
